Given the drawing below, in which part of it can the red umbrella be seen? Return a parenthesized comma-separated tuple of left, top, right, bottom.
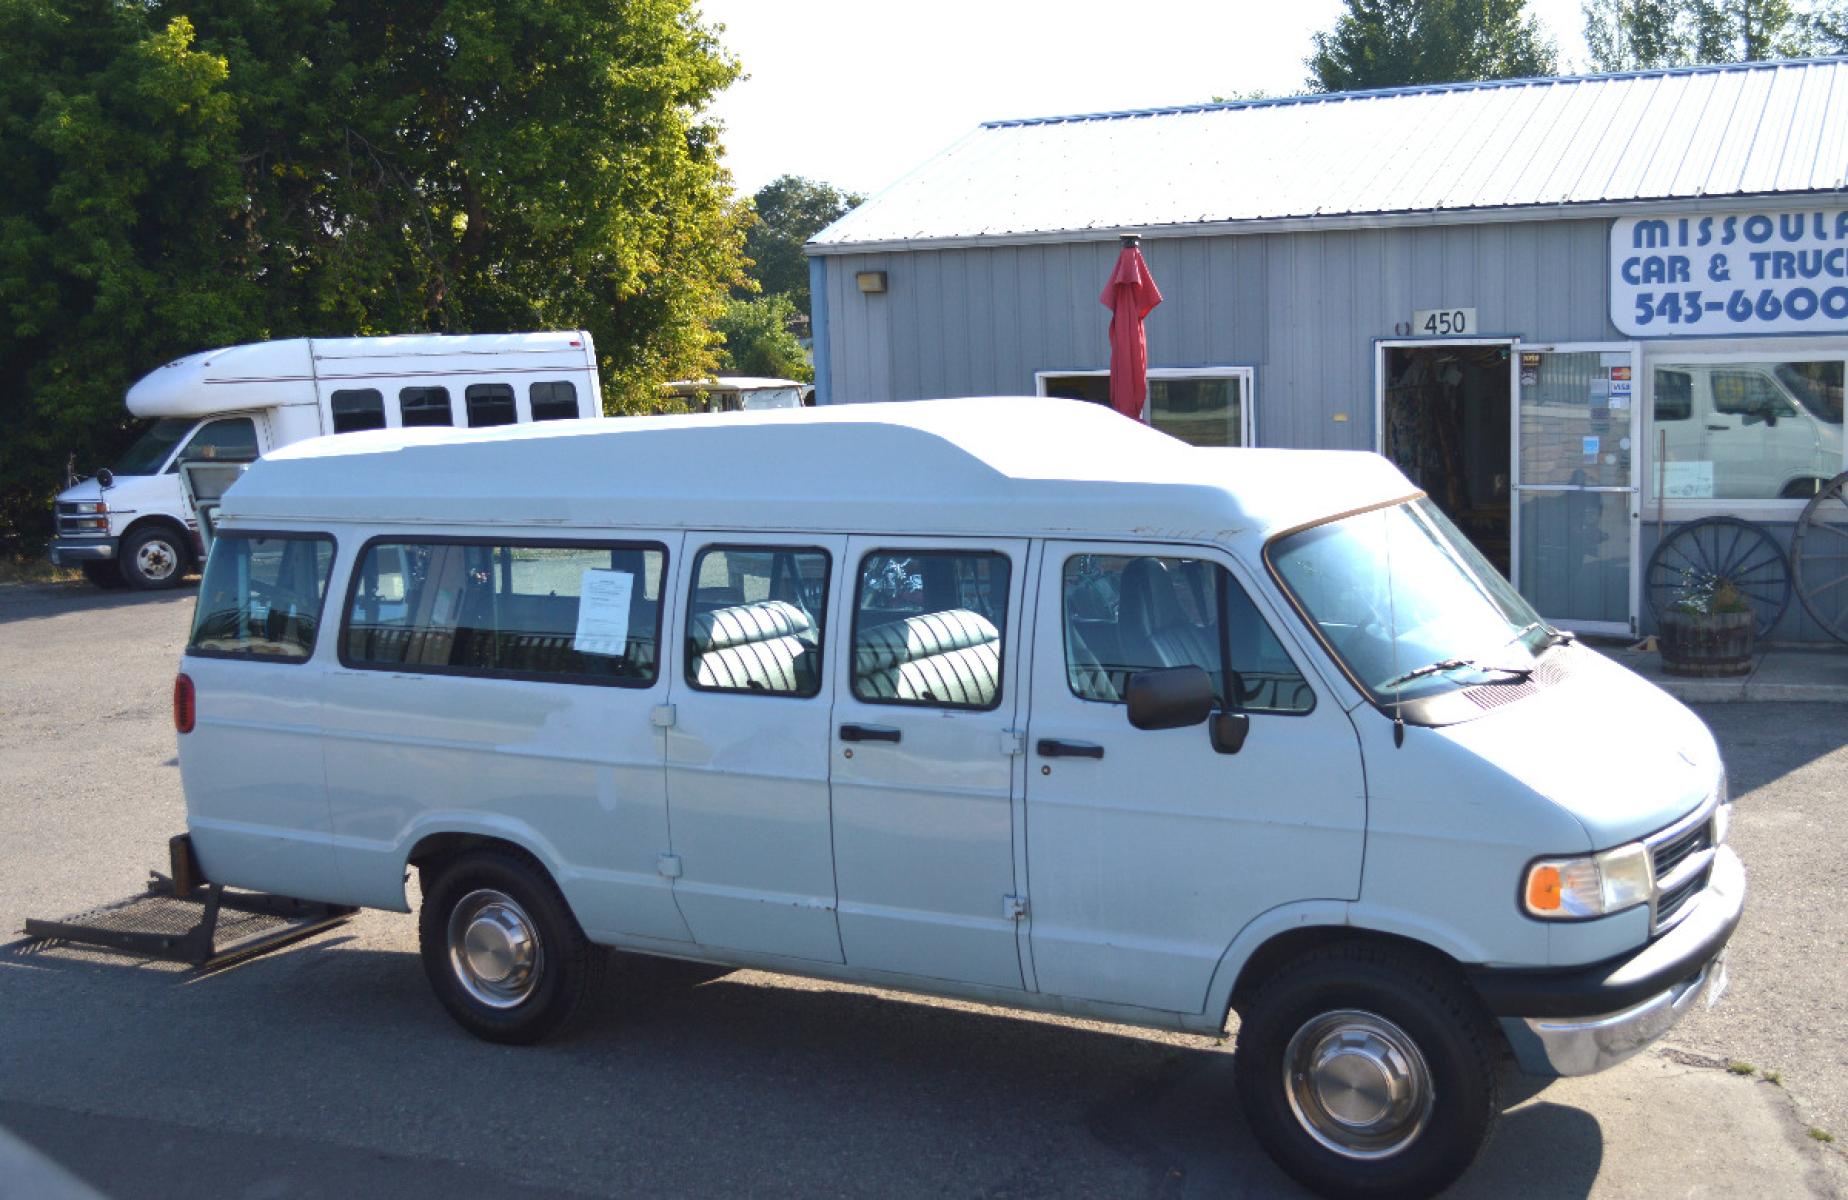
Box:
(1099, 234, 1163, 421)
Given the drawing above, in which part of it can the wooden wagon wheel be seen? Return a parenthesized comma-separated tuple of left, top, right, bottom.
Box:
(1792, 471, 1848, 646)
(1644, 516, 1792, 639)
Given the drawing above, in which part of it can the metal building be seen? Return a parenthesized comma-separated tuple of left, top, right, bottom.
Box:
(806, 59, 1848, 641)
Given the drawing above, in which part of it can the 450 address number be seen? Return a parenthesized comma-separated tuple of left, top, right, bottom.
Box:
(1634, 286, 1848, 326)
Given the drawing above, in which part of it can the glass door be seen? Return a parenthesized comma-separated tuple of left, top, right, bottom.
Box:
(1512, 344, 1642, 635)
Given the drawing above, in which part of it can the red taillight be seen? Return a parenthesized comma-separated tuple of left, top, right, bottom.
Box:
(173, 673, 195, 734)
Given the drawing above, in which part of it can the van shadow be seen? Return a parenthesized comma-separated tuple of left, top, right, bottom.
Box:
(0, 938, 1607, 1198)
(1691, 700, 1848, 797)
(0, 579, 196, 627)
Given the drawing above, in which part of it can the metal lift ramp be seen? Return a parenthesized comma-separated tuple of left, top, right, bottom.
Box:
(22, 836, 355, 970)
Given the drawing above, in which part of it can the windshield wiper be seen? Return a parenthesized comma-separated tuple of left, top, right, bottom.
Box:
(1383, 657, 1534, 689)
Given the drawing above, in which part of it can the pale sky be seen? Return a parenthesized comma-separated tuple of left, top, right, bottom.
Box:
(701, 0, 1593, 200)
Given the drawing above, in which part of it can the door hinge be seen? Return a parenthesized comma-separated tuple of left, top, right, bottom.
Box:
(650, 704, 676, 729)
(1000, 729, 1025, 757)
(1004, 894, 1028, 921)
(656, 853, 683, 879)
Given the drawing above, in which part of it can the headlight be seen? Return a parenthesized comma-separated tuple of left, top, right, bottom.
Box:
(68, 501, 106, 514)
(1524, 843, 1652, 919)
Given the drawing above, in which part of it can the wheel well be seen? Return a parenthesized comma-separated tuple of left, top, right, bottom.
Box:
(1227, 926, 1466, 1018)
(121, 515, 194, 562)
(406, 833, 545, 884)
(1780, 476, 1827, 500)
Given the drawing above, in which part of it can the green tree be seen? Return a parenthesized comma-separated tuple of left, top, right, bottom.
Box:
(714, 294, 811, 382)
(1307, 0, 1558, 92)
(1583, 0, 1818, 68)
(739, 174, 862, 315)
(0, 0, 748, 554)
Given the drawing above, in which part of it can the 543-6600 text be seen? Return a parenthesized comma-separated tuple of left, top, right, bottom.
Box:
(1634, 287, 1848, 326)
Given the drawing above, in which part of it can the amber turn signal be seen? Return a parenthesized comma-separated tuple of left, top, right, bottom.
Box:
(1526, 864, 1562, 912)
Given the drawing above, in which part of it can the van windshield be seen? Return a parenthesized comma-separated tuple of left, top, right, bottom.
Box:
(1268, 498, 1555, 703)
(113, 419, 194, 475)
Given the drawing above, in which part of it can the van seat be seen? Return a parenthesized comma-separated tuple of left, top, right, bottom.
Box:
(854, 609, 1000, 707)
(689, 599, 818, 694)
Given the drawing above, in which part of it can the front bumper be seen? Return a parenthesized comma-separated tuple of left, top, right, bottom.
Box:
(49, 537, 117, 564)
(1473, 844, 1744, 1078)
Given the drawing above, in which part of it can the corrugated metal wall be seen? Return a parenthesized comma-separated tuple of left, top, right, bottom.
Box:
(819, 217, 1618, 451)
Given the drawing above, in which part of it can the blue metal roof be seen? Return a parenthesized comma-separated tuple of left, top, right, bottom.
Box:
(810, 58, 1848, 252)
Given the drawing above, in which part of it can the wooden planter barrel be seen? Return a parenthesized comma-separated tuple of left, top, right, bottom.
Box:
(1659, 609, 1755, 677)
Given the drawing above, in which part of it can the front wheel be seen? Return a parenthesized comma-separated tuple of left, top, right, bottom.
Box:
(119, 526, 189, 590)
(1234, 942, 1500, 1199)
(417, 847, 606, 1044)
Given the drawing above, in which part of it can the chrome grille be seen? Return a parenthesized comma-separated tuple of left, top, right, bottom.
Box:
(1645, 795, 1719, 935)
(1652, 823, 1712, 878)
(1656, 871, 1706, 926)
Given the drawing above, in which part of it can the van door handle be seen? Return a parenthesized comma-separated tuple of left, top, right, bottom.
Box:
(1037, 738, 1104, 759)
(1706, 423, 1728, 431)
(840, 723, 901, 744)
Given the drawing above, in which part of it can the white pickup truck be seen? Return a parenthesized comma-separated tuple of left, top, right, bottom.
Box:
(51, 332, 601, 588)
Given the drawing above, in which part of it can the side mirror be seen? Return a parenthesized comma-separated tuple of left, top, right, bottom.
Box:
(1125, 666, 1214, 731)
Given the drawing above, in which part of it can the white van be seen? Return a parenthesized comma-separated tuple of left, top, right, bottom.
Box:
(174, 397, 1742, 1198)
(662, 374, 811, 413)
(1654, 361, 1844, 499)
(50, 332, 600, 589)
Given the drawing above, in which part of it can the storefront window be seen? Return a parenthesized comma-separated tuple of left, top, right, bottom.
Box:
(1651, 358, 1844, 501)
(1038, 369, 1252, 447)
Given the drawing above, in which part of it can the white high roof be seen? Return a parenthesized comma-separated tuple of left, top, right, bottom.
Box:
(811, 58, 1848, 252)
(221, 397, 1417, 551)
(127, 332, 593, 418)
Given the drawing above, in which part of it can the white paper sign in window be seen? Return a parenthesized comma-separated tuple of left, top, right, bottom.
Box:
(573, 569, 634, 657)
(1662, 461, 1715, 499)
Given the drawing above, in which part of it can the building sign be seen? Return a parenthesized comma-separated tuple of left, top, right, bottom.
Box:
(1412, 307, 1476, 336)
(1611, 208, 1848, 337)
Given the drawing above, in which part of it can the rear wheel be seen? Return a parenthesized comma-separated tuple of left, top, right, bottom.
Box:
(1234, 942, 1500, 1199)
(80, 560, 126, 589)
(119, 525, 189, 590)
(417, 847, 605, 1044)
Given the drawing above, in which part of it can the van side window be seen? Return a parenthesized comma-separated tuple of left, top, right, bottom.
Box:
(331, 389, 386, 434)
(1711, 371, 1796, 419)
(189, 533, 336, 662)
(530, 381, 579, 421)
(686, 546, 831, 696)
(1063, 554, 1313, 715)
(343, 539, 665, 685)
(851, 551, 1008, 710)
(1654, 371, 1692, 422)
(169, 417, 259, 470)
(399, 387, 453, 427)
(465, 383, 517, 427)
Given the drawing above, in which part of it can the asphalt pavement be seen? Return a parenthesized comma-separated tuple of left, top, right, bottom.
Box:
(1, 580, 1843, 1199)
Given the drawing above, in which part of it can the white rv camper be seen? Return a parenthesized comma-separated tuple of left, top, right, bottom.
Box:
(50, 332, 602, 588)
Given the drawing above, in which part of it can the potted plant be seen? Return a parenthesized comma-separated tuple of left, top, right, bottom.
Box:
(1658, 572, 1755, 677)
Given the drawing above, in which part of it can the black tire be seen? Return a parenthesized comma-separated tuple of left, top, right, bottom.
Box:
(80, 560, 127, 589)
(118, 525, 190, 590)
(417, 847, 607, 1044)
(1234, 941, 1500, 1200)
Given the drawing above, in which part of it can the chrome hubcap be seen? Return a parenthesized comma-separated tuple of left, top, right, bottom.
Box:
(1284, 1009, 1433, 1159)
(447, 889, 542, 1009)
(137, 539, 178, 580)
